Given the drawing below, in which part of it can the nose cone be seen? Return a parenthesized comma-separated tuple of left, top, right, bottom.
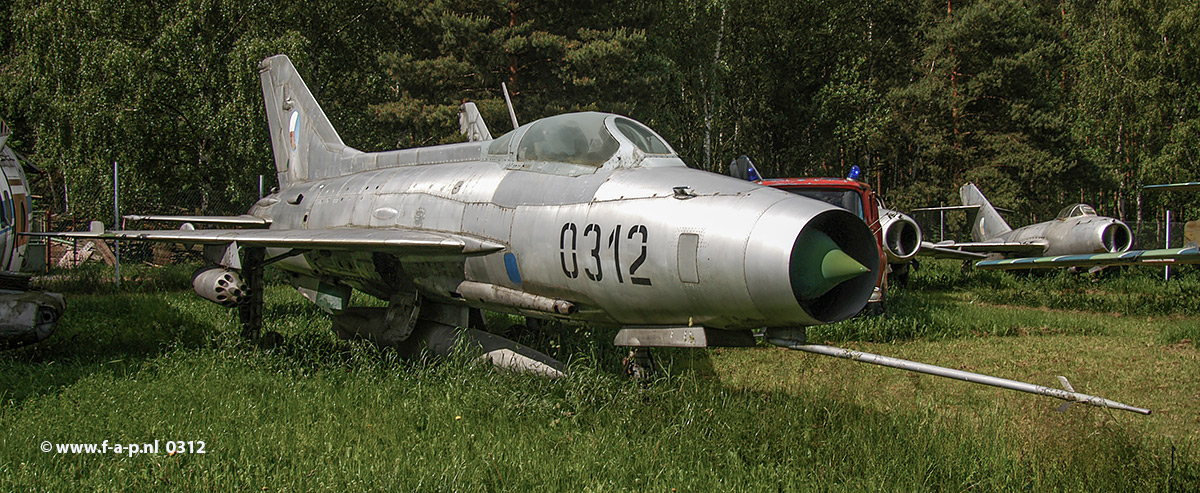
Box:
(792, 230, 870, 299)
(744, 198, 881, 326)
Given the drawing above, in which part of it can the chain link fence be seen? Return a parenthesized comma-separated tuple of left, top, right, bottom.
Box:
(39, 172, 268, 271)
(1129, 220, 1198, 250)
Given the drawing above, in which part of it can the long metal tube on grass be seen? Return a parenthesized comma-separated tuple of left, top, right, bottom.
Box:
(786, 343, 1151, 415)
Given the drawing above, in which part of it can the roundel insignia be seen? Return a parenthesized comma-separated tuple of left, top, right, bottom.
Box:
(288, 111, 300, 151)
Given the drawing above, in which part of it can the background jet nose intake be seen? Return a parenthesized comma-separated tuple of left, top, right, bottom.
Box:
(1102, 223, 1132, 253)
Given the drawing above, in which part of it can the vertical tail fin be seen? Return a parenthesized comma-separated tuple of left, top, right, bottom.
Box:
(458, 102, 493, 142)
(960, 183, 1012, 241)
(258, 55, 359, 187)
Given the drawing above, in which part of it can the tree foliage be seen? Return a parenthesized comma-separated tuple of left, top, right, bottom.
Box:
(372, 0, 663, 148)
(1, 0, 392, 220)
(883, 0, 1083, 217)
(0, 0, 1196, 224)
(1065, 0, 1200, 221)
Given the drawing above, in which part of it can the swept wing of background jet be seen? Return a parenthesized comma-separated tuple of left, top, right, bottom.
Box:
(1144, 182, 1200, 192)
(28, 55, 1150, 414)
(122, 214, 271, 226)
(976, 245, 1200, 270)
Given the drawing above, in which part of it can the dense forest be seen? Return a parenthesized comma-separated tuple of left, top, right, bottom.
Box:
(1, 0, 1197, 226)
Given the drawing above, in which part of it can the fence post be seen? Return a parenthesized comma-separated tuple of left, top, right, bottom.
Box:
(939, 206, 945, 242)
(113, 161, 120, 289)
(1165, 210, 1171, 282)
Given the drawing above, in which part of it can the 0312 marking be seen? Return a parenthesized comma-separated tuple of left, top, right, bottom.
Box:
(559, 222, 651, 286)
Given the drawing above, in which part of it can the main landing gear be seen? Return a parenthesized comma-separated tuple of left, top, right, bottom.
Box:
(236, 247, 282, 348)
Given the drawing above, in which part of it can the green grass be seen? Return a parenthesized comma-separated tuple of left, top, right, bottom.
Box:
(2, 261, 1198, 490)
(905, 260, 1200, 318)
(819, 261, 1200, 346)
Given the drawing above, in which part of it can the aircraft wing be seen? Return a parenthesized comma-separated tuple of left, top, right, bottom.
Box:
(1144, 182, 1200, 192)
(916, 241, 988, 260)
(124, 215, 272, 227)
(923, 240, 1047, 256)
(975, 246, 1200, 270)
(28, 225, 505, 256)
(912, 204, 1016, 214)
(912, 205, 980, 212)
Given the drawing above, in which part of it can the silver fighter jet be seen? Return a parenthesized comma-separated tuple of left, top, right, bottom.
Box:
(32, 56, 1150, 414)
(0, 121, 31, 273)
(916, 183, 1133, 259)
(978, 181, 1200, 270)
(41, 55, 881, 374)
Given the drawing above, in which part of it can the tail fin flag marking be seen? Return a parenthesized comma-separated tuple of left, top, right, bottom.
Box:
(258, 55, 359, 188)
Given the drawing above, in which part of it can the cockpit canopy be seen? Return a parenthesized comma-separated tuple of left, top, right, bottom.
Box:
(1056, 203, 1097, 220)
(486, 112, 681, 174)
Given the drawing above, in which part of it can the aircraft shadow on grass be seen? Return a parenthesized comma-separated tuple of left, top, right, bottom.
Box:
(0, 293, 218, 405)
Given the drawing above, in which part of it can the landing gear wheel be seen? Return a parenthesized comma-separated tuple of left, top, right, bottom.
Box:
(861, 291, 887, 317)
(623, 348, 656, 380)
(891, 262, 911, 286)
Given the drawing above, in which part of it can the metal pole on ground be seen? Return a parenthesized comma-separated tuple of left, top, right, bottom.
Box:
(786, 343, 1150, 415)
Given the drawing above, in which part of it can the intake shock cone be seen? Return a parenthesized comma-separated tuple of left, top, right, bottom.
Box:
(790, 230, 870, 300)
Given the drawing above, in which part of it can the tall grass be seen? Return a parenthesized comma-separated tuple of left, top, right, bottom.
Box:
(1, 262, 1197, 489)
(4, 334, 1194, 490)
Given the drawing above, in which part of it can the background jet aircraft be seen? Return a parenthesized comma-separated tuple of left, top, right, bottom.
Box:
(915, 183, 1133, 259)
(30, 55, 1149, 414)
(1145, 181, 1200, 192)
(0, 121, 32, 273)
(978, 181, 1200, 270)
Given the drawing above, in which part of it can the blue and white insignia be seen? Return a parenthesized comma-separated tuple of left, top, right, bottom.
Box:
(288, 111, 300, 151)
(504, 252, 522, 284)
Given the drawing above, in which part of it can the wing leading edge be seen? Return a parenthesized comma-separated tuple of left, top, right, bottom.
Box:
(975, 246, 1200, 270)
(123, 215, 272, 227)
(923, 240, 1048, 256)
(1143, 182, 1200, 192)
(916, 241, 989, 260)
(28, 224, 505, 257)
